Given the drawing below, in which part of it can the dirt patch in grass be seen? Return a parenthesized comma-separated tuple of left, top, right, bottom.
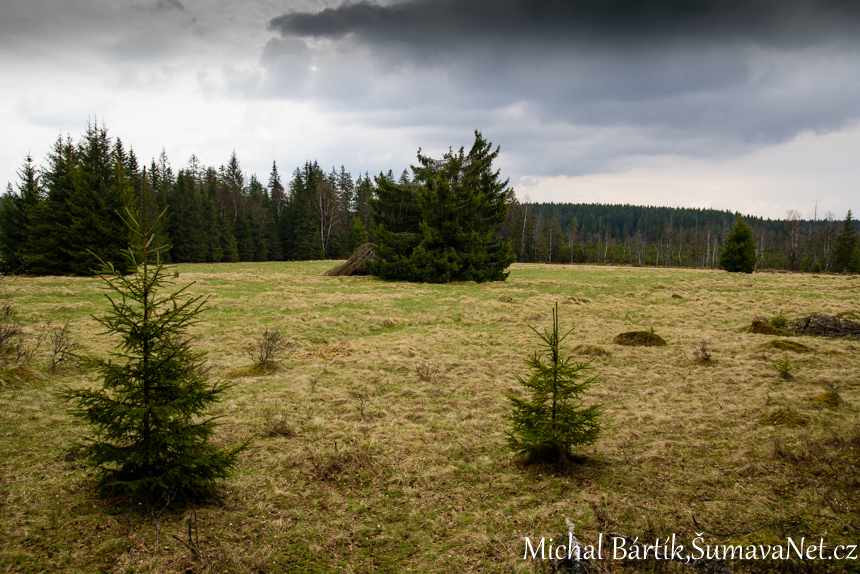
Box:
(613, 331, 666, 347)
(766, 339, 814, 353)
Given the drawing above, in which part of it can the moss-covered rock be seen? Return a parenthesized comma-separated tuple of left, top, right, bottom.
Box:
(613, 331, 667, 347)
(760, 407, 809, 427)
(767, 340, 814, 353)
(749, 320, 785, 335)
(813, 390, 843, 407)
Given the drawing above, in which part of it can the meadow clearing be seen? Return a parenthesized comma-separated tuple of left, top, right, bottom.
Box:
(0, 262, 858, 573)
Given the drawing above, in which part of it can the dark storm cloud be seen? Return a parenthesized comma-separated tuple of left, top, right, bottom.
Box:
(261, 0, 860, 174)
(270, 0, 860, 48)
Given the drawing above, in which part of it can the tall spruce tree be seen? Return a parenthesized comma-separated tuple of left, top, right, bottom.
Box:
(61, 121, 134, 274)
(367, 131, 516, 282)
(63, 190, 242, 500)
(719, 216, 756, 273)
(832, 210, 859, 273)
(0, 155, 42, 271)
(26, 134, 80, 275)
(168, 169, 208, 263)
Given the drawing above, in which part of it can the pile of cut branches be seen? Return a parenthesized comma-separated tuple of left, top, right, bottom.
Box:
(788, 314, 860, 339)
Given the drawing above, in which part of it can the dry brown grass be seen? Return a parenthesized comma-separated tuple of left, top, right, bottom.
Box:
(573, 344, 611, 357)
(1, 262, 859, 573)
(766, 339, 814, 353)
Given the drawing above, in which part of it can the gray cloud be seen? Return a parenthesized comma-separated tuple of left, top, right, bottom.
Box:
(260, 0, 860, 175)
(155, 0, 186, 11)
(271, 0, 860, 46)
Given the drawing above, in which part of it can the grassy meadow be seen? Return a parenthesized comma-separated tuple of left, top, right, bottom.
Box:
(1, 262, 858, 573)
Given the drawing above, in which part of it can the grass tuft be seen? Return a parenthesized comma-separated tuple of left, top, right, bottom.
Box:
(573, 344, 611, 357)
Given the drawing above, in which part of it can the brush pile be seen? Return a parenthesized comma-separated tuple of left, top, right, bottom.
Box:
(324, 243, 375, 276)
(788, 314, 860, 339)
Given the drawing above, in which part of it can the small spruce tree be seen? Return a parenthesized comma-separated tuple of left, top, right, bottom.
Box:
(63, 195, 242, 501)
(719, 215, 756, 273)
(506, 304, 601, 462)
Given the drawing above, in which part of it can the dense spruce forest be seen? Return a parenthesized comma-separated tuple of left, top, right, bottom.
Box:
(1, 122, 858, 275)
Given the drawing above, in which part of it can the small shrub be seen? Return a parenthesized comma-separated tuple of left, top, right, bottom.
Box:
(769, 313, 790, 329)
(506, 304, 601, 463)
(12, 329, 45, 370)
(770, 356, 801, 380)
(350, 389, 372, 421)
(613, 330, 667, 347)
(767, 339, 813, 353)
(693, 340, 713, 364)
(48, 322, 81, 372)
(243, 329, 287, 373)
(0, 295, 20, 357)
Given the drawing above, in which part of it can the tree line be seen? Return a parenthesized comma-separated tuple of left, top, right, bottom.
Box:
(506, 202, 859, 272)
(1, 121, 857, 275)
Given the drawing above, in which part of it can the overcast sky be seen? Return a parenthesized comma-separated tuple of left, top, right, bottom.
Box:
(2, 0, 858, 219)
